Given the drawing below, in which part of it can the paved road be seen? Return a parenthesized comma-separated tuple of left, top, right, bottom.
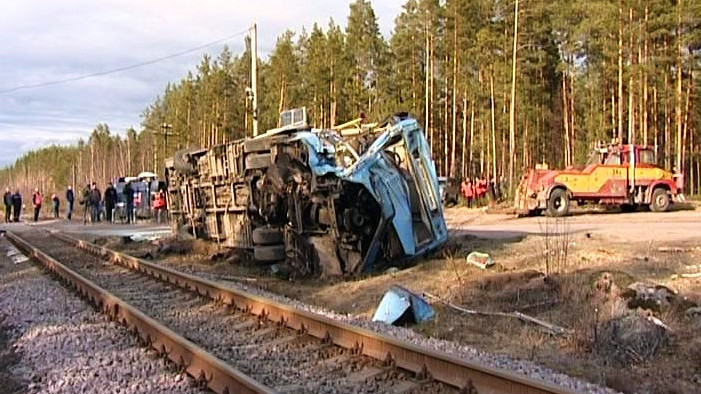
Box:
(445, 208, 701, 243)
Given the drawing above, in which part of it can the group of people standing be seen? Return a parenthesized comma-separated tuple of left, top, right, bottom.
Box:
(3, 186, 75, 223)
(459, 176, 502, 208)
(1, 181, 125, 224)
(79, 182, 122, 224)
(3, 188, 23, 223)
(2, 180, 163, 225)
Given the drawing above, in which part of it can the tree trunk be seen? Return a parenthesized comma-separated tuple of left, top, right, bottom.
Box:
(675, 5, 683, 173)
(627, 7, 635, 144)
(490, 67, 497, 181)
(451, 10, 458, 179)
(462, 96, 468, 179)
(469, 97, 475, 178)
(642, 5, 649, 146)
(664, 68, 671, 168)
(424, 25, 431, 143)
(618, 0, 624, 142)
(508, 0, 519, 196)
(563, 76, 571, 166)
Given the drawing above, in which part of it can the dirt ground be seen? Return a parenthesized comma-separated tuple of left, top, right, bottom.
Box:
(95, 208, 701, 393)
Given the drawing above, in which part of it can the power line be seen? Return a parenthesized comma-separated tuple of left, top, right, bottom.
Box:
(0, 28, 250, 95)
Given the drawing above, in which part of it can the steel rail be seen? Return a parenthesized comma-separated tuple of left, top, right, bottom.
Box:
(35, 229, 578, 394)
(5, 231, 274, 394)
(55, 230, 581, 394)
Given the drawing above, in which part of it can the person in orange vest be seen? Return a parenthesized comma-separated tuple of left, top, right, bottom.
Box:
(473, 177, 482, 207)
(478, 177, 488, 207)
(31, 187, 42, 222)
(462, 178, 474, 208)
(152, 189, 166, 223)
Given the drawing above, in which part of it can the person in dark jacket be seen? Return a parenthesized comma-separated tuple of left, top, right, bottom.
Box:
(51, 193, 60, 219)
(88, 183, 102, 224)
(11, 190, 22, 222)
(31, 187, 42, 222)
(65, 185, 75, 221)
(124, 182, 134, 224)
(81, 184, 90, 224)
(104, 182, 118, 223)
(3, 187, 11, 223)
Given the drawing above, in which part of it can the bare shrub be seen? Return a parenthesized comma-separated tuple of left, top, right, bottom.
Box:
(538, 216, 572, 275)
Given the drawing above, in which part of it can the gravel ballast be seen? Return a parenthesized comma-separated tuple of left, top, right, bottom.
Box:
(0, 235, 206, 394)
(131, 250, 621, 394)
(6, 225, 621, 393)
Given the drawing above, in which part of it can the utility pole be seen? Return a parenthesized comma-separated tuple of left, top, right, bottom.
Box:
(152, 123, 176, 175)
(161, 123, 173, 168)
(251, 23, 259, 137)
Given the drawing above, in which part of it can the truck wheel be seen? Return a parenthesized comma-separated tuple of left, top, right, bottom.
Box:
(650, 188, 670, 212)
(546, 188, 569, 217)
(252, 227, 283, 245)
(254, 244, 286, 262)
(245, 153, 272, 170)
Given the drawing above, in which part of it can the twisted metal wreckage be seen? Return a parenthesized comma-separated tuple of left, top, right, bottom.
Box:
(165, 109, 447, 276)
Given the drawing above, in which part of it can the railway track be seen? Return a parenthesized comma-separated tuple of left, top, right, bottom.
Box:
(6, 228, 579, 394)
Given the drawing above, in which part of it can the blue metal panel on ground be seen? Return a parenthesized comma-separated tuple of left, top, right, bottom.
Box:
(372, 285, 435, 325)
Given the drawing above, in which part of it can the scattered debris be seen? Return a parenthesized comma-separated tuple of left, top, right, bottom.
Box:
(217, 275, 258, 283)
(621, 282, 677, 312)
(657, 246, 700, 253)
(596, 309, 669, 364)
(466, 251, 494, 269)
(208, 249, 235, 261)
(384, 267, 400, 274)
(423, 292, 573, 336)
(685, 306, 701, 318)
(11, 254, 29, 264)
(270, 264, 292, 280)
(5, 247, 28, 264)
(154, 238, 193, 255)
(672, 272, 701, 279)
(129, 230, 171, 243)
(686, 307, 701, 329)
(373, 285, 435, 325)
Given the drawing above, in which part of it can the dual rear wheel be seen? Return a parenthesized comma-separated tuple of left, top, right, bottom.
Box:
(252, 226, 285, 262)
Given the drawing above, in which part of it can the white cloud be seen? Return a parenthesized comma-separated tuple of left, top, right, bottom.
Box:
(0, 0, 403, 167)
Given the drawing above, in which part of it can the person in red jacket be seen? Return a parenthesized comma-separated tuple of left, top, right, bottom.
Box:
(31, 187, 42, 222)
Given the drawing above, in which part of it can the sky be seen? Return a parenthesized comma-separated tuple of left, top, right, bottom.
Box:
(0, 0, 404, 167)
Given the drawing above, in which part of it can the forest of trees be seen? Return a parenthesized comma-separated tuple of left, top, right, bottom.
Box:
(1, 0, 700, 199)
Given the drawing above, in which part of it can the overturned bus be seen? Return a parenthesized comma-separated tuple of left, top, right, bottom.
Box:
(165, 109, 447, 277)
